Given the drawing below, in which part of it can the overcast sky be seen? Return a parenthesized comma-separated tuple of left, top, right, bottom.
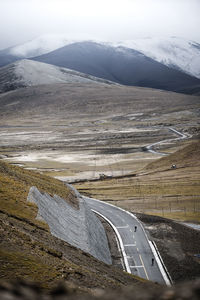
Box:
(0, 0, 200, 50)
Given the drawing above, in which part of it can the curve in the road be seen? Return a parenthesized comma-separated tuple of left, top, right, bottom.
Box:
(84, 196, 172, 286)
(91, 209, 130, 273)
(146, 127, 188, 156)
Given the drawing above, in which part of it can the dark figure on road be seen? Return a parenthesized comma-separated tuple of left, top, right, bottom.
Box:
(134, 226, 137, 232)
(152, 258, 154, 266)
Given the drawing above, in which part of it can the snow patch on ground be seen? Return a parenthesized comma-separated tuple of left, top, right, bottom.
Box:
(5, 149, 158, 168)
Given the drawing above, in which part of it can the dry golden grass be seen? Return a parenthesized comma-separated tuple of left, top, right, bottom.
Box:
(0, 248, 60, 287)
(0, 160, 78, 230)
(0, 160, 144, 290)
(76, 140, 200, 223)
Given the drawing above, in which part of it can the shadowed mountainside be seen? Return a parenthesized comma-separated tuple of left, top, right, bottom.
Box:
(0, 48, 20, 68)
(0, 59, 115, 93)
(32, 41, 200, 94)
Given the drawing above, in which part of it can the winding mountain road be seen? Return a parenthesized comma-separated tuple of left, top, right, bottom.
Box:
(84, 196, 171, 285)
(74, 128, 186, 284)
(146, 127, 188, 155)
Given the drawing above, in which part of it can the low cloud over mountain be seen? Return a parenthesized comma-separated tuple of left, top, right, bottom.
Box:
(0, 36, 200, 94)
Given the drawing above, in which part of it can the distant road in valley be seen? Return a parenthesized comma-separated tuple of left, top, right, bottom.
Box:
(84, 196, 171, 285)
(146, 127, 188, 155)
(76, 128, 187, 284)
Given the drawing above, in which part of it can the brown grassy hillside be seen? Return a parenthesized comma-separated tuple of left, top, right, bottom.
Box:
(76, 140, 200, 222)
(0, 160, 145, 291)
(0, 160, 78, 228)
(145, 139, 200, 171)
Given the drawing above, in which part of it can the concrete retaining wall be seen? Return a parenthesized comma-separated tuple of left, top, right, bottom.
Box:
(27, 186, 112, 265)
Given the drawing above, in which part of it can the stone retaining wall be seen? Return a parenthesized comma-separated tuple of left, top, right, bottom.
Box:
(27, 186, 112, 265)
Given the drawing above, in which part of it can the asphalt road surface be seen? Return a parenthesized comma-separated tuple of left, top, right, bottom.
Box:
(84, 196, 168, 285)
(147, 127, 188, 155)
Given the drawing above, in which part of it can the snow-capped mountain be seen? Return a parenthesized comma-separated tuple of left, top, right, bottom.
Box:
(32, 41, 200, 94)
(1, 35, 200, 94)
(2, 35, 200, 79)
(0, 59, 115, 93)
(0, 34, 98, 68)
(114, 37, 200, 79)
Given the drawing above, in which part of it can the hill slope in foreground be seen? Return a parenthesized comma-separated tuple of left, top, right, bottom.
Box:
(0, 160, 200, 299)
(0, 160, 146, 292)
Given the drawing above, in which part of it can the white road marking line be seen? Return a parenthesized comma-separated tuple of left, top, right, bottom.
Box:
(116, 225, 129, 229)
(139, 254, 149, 280)
(130, 266, 144, 268)
(124, 244, 136, 247)
(86, 196, 171, 285)
(149, 240, 172, 286)
(91, 209, 131, 274)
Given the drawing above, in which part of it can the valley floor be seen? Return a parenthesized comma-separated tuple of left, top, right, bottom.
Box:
(0, 115, 199, 224)
(0, 83, 199, 285)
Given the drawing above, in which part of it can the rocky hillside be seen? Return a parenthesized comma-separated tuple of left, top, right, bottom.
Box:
(0, 159, 199, 298)
(0, 160, 144, 291)
(1, 278, 200, 300)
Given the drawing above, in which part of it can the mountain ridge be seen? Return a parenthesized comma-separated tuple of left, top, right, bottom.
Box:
(32, 41, 200, 94)
(1, 35, 200, 78)
(0, 59, 116, 93)
(113, 37, 200, 79)
(1, 36, 200, 94)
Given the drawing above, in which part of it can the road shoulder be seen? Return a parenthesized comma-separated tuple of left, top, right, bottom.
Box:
(136, 213, 200, 283)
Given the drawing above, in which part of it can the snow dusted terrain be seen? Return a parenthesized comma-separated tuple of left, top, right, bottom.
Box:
(0, 59, 115, 93)
(115, 37, 200, 79)
(6, 35, 200, 79)
(1, 35, 200, 94)
(14, 59, 109, 85)
(32, 41, 200, 94)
